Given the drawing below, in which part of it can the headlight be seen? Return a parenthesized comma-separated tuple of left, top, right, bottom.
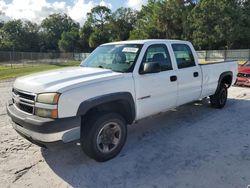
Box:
(35, 108, 58, 119)
(36, 93, 60, 104)
(35, 92, 60, 118)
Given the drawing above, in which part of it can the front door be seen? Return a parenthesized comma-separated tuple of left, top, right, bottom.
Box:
(134, 43, 178, 119)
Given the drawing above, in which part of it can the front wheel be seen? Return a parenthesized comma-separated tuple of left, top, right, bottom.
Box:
(81, 112, 127, 162)
(210, 83, 228, 109)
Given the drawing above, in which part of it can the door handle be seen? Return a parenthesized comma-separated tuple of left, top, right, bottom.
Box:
(170, 75, 177, 82)
(193, 72, 199, 77)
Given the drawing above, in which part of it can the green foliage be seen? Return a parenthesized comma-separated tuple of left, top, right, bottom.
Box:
(79, 23, 93, 52)
(239, 0, 250, 49)
(0, 1, 250, 52)
(188, 0, 246, 50)
(41, 13, 79, 51)
(89, 29, 110, 48)
(0, 20, 27, 51)
(161, 0, 195, 39)
(129, 0, 194, 40)
(22, 21, 41, 52)
(109, 8, 138, 41)
(130, 0, 163, 39)
(0, 21, 3, 28)
(84, 6, 112, 48)
(87, 6, 111, 31)
(58, 29, 80, 52)
(83, 6, 138, 48)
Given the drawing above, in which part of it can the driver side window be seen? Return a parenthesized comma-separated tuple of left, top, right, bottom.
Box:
(142, 44, 173, 71)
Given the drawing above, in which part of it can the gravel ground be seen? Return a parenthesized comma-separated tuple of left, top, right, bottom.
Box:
(0, 80, 250, 188)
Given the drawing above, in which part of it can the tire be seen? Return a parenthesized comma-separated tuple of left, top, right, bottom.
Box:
(210, 83, 228, 109)
(81, 112, 127, 162)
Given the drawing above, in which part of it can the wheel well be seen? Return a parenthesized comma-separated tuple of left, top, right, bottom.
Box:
(84, 100, 134, 124)
(221, 75, 232, 87)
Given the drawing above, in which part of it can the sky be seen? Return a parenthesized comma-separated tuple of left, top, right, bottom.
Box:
(0, 0, 147, 24)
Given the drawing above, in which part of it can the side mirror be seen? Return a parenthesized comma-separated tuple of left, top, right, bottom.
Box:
(140, 62, 161, 74)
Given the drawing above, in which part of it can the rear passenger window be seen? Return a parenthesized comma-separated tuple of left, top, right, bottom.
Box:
(142, 44, 172, 71)
(172, 44, 195, 69)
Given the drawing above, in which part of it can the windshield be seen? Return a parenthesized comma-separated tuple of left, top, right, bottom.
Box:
(243, 60, 250, 67)
(80, 44, 142, 73)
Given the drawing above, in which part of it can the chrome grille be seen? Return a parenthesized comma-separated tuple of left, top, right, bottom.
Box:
(12, 88, 36, 114)
(238, 72, 250, 78)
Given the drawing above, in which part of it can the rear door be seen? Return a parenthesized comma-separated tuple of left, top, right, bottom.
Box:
(171, 43, 202, 105)
(134, 43, 178, 119)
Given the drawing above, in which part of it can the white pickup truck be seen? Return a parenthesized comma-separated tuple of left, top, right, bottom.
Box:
(7, 40, 237, 161)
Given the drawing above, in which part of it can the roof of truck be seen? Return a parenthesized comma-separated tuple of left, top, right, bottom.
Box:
(102, 39, 188, 46)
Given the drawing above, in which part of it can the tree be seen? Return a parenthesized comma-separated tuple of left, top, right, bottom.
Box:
(109, 8, 138, 41)
(41, 13, 79, 51)
(86, 6, 111, 32)
(0, 20, 26, 51)
(130, 0, 163, 39)
(0, 21, 4, 29)
(89, 29, 110, 48)
(1, 1, 250, 52)
(22, 21, 40, 51)
(188, 0, 244, 50)
(0, 20, 42, 52)
(79, 22, 93, 52)
(159, 0, 195, 39)
(238, 0, 250, 48)
(130, 0, 195, 40)
(82, 6, 112, 48)
(58, 28, 80, 52)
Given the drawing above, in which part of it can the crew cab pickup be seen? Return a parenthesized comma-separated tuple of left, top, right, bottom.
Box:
(7, 40, 238, 161)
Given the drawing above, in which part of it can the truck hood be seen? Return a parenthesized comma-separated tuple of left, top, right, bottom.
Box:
(14, 67, 123, 93)
(238, 66, 250, 74)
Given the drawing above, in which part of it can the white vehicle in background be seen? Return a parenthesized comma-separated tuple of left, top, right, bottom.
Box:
(7, 39, 238, 161)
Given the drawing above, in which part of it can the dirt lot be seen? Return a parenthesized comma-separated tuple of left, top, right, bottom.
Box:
(0, 80, 250, 188)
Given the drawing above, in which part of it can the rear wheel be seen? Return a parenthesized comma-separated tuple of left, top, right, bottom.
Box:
(81, 112, 127, 162)
(210, 83, 228, 108)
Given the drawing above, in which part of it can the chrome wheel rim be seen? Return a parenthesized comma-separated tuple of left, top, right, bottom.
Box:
(96, 122, 122, 153)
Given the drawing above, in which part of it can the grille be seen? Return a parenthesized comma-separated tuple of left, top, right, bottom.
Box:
(238, 72, 250, 78)
(12, 88, 36, 114)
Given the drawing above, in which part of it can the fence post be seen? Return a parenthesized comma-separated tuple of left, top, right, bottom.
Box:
(30, 52, 33, 67)
(22, 52, 24, 67)
(9, 51, 13, 69)
(224, 50, 227, 61)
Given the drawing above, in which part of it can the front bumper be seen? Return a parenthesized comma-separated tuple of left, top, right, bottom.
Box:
(7, 100, 81, 146)
(235, 78, 250, 87)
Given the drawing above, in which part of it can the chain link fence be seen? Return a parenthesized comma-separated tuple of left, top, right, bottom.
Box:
(0, 49, 249, 68)
(0, 52, 74, 62)
(0, 52, 91, 68)
(196, 49, 250, 63)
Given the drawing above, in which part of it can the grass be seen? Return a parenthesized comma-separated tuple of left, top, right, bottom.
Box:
(0, 60, 80, 80)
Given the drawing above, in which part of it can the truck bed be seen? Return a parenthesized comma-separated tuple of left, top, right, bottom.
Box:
(199, 60, 236, 65)
(199, 61, 238, 98)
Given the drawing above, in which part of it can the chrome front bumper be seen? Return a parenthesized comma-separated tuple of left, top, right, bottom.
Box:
(7, 100, 81, 145)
